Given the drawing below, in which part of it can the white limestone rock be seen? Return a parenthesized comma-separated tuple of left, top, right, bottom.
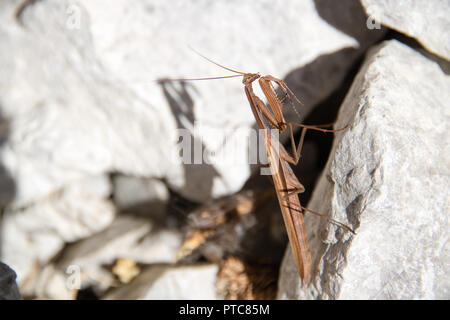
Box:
(103, 263, 220, 300)
(1, 175, 114, 285)
(360, 0, 450, 60)
(54, 215, 182, 269)
(277, 40, 450, 299)
(30, 215, 182, 299)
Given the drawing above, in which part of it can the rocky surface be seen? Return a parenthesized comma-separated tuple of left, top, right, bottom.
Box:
(278, 40, 450, 300)
(25, 215, 182, 298)
(0, 0, 446, 300)
(0, 0, 385, 205)
(104, 264, 221, 300)
(0, 0, 385, 291)
(360, 0, 450, 60)
(112, 176, 169, 217)
(2, 175, 115, 284)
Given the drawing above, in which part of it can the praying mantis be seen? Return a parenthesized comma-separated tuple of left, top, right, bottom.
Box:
(169, 51, 355, 284)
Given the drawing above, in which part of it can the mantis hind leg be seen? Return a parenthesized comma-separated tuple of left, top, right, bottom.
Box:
(284, 122, 349, 166)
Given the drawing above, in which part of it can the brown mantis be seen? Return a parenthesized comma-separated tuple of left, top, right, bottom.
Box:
(169, 51, 354, 284)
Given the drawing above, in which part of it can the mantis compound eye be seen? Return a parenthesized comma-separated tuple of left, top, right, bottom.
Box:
(243, 73, 260, 84)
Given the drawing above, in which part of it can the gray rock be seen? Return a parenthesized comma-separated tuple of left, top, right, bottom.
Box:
(360, 0, 450, 60)
(278, 40, 450, 299)
(103, 263, 220, 300)
(0, 262, 21, 300)
(112, 175, 169, 217)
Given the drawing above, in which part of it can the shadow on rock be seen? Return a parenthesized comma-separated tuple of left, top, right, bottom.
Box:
(158, 80, 222, 202)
